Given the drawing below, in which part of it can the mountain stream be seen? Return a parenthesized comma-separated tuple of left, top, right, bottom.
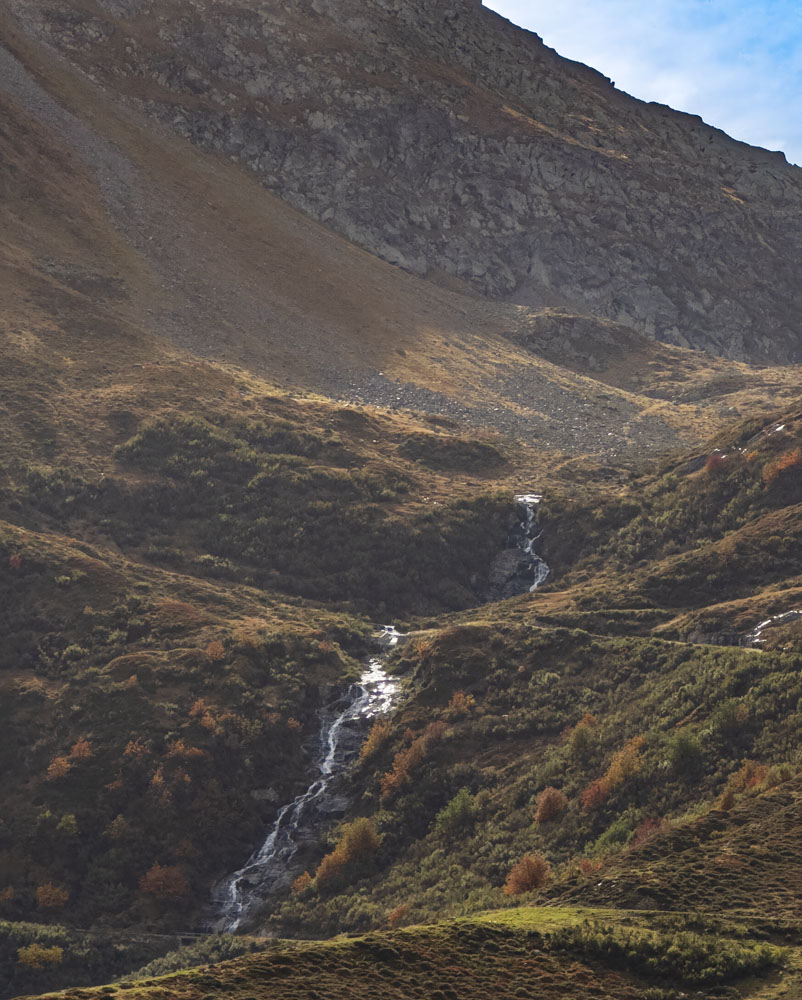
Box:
(210, 626, 404, 932)
(212, 493, 548, 930)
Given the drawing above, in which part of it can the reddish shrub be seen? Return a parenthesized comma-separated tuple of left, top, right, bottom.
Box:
(763, 448, 802, 485)
(580, 777, 610, 811)
(205, 640, 225, 662)
(534, 786, 568, 825)
(139, 863, 189, 900)
(503, 854, 550, 896)
(45, 757, 72, 781)
(629, 816, 670, 849)
(314, 848, 348, 890)
(359, 719, 392, 762)
(579, 858, 602, 876)
(446, 690, 475, 719)
(291, 871, 312, 896)
(605, 734, 645, 789)
(315, 818, 382, 890)
(124, 738, 150, 759)
(69, 738, 92, 760)
(387, 903, 410, 928)
(704, 452, 727, 474)
(8, 553, 22, 571)
(36, 883, 68, 909)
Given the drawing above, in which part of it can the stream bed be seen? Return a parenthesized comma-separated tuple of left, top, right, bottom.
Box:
(212, 492, 547, 930)
(210, 626, 404, 931)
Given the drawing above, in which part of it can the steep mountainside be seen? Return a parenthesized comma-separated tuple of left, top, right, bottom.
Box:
(8, 0, 802, 361)
(4, 2, 802, 999)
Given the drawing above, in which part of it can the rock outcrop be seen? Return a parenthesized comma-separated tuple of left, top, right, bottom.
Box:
(7, 0, 802, 362)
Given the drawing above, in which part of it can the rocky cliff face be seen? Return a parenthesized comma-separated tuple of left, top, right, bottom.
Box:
(10, 0, 802, 362)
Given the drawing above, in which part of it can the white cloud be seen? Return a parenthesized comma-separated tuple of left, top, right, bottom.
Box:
(484, 1, 802, 165)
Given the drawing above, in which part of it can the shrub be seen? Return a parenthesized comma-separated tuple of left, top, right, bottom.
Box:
(291, 871, 312, 896)
(36, 883, 68, 909)
(104, 815, 129, 839)
(206, 640, 225, 661)
(434, 788, 476, 836)
(17, 944, 63, 969)
(387, 903, 410, 928)
(763, 447, 802, 485)
(8, 553, 22, 570)
(314, 849, 348, 890)
(581, 777, 610, 811)
(446, 690, 475, 719)
(564, 712, 597, 760)
(45, 756, 72, 781)
(534, 786, 568, 825)
(139, 863, 189, 901)
(666, 729, 703, 773)
(503, 854, 550, 895)
(315, 818, 382, 891)
(359, 719, 392, 762)
(704, 452, 727, 475)
(605, 734, 645, 788)
(381, 723, 445, 798)
(69, 738, 93, 760)
(629, 816, 670, 849)
(56, 813, 78, 835)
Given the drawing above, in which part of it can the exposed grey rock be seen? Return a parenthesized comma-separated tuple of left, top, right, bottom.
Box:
(10, 0, 802, 362)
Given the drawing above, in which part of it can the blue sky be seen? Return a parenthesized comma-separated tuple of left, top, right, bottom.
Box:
(484, 1, 802, 165)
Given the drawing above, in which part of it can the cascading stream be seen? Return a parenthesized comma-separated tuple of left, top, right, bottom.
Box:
(743, 609, 802, 647)
(210, 626, 403, 932)
(514, 493, 550, 591)
(212, 494, 547, 931)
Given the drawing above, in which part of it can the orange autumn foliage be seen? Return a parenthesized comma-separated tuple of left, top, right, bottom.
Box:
(36, 883, 68, 909)
(387, 903, 410, 928)
(205, 640, 225, 661)
(763, 447, 802, 485)
(503, 854, 550, 895)
(139, 863, 189, 900)
(291, 871, 312, 896)
(534, 786, 568, 825)
(69, 738, 92, 760)
(380, 722, 446, 799)
(581, 777, 610, 811)
(359, 718, 392, 762)
(45, 757, 72, 781)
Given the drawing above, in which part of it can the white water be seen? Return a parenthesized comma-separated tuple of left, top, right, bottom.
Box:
(514, 493, 550, 591)
(743, 609, 802, 647)
(210, 626, 403, 932)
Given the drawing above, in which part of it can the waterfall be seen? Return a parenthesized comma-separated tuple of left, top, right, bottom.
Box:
(487, 493, 550, 600)
(514, 493, 550, 591)
(210, 626, 403, 932)
(742, 609, 802, 647)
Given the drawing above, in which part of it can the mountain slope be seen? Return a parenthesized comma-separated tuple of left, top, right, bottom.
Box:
(7, 0, 802, 361)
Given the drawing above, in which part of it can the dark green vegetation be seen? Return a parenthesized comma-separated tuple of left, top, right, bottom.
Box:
(9, 409, 507, 618)
(0, 921, 186, 999)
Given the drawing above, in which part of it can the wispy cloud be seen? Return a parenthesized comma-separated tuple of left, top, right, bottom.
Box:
(484, 0, 802, 165)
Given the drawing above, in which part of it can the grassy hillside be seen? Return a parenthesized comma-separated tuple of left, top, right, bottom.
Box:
(15, 906, 793, 1000)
